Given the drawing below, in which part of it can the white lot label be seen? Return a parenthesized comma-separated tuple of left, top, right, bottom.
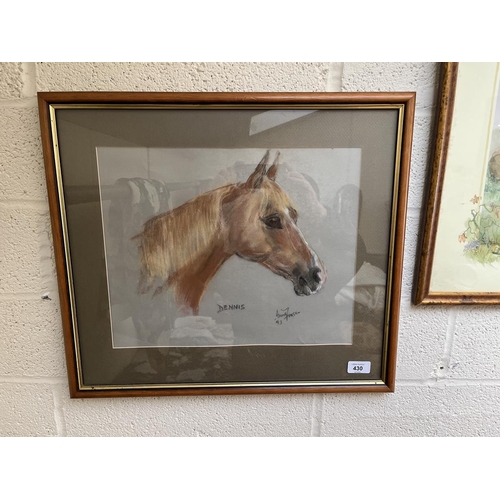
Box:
(347, 361, 371, 374)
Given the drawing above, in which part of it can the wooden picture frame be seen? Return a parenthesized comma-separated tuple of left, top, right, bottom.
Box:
(38, 91, 415, 397)
(414, 63, 500, 304)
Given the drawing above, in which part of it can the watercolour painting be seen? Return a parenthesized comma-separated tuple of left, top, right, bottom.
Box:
(38, 92, 414, 396)
(415, 62, 500, 304)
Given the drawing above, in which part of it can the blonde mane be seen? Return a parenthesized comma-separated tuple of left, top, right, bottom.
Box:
(136, 184, 233, 293)
(260, 180, 297, 217)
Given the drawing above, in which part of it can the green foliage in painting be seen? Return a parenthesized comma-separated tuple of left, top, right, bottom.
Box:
(458, 195, 500, 264)
(459, 151, 500, 263)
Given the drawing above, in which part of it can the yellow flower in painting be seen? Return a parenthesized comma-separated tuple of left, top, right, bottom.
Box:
(491, 244, 500, 255)
(458, 233, 467, 243)
(470, 195, 481, 204)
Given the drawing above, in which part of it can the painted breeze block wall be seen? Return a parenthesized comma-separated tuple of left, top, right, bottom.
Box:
(1, 62, 499, 436)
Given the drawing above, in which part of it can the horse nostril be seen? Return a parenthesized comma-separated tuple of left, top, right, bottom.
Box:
(312, 267, 322, 284)
(299, 277, 308, 288)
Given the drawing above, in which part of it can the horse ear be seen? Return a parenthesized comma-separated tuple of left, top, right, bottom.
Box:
(245, 150, 270, 189)
(266, 151, 280, 181)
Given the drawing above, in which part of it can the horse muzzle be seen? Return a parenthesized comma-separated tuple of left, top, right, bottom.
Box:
(292, 262, 327, 296)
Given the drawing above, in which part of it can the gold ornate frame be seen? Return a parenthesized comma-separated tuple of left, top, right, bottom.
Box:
(414, 63, 500, 304)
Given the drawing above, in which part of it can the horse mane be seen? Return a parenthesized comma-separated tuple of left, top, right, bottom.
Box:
(135, 184, 233, 294)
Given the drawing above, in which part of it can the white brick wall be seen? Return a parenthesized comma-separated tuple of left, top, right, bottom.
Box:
(1, 62, 498, 436)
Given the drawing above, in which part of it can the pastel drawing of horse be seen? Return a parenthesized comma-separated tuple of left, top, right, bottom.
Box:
(133, 150, 327, 315)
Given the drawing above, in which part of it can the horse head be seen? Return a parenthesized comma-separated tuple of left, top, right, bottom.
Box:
(222, 150, 327, 296)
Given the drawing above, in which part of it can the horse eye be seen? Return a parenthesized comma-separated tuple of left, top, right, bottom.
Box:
(264, 216, 282, 229)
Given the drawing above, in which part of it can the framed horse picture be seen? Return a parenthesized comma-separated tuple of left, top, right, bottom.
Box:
(38, 91, 415, 397)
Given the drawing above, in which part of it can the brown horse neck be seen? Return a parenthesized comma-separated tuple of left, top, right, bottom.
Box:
(173, 239, 232, 315)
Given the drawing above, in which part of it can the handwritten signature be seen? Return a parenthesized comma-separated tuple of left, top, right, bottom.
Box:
(275, 307, 300, 325)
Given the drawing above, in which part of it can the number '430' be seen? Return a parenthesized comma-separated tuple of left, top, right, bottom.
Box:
(347, 361, 371, 374)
